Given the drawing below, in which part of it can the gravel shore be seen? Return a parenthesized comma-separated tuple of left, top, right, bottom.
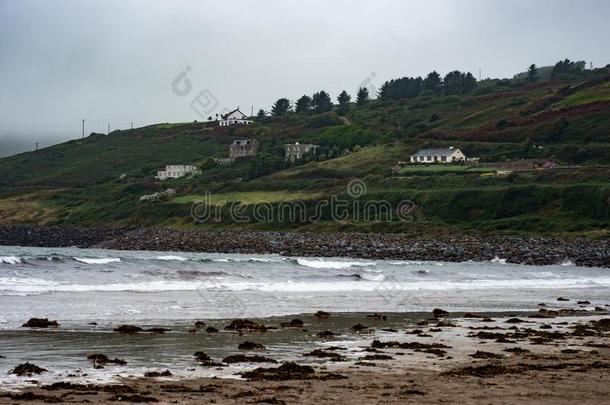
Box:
(104, 227, 610, 267)
(1, 225, 609, 267)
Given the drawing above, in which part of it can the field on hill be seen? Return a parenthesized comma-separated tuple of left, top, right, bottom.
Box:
(1, 67, 609, 237)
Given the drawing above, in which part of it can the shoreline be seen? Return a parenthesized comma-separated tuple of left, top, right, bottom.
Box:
(1, 225, 609, 267)
(1, 311, 609, 404)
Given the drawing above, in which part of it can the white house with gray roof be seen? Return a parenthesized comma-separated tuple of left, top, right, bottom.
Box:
(410, 147, 465, 164)
(219, 108, 253, 127)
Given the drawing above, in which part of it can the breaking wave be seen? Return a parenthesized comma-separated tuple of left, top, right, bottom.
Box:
(294, 258, 376, 269)
(74, 257, 121, 264)
(0, 256, 22, 265)
(3, 276, 609, 295)
(155, 255, 188, 261)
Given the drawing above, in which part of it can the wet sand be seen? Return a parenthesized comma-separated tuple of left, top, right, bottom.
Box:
(1, 312, 609, 404)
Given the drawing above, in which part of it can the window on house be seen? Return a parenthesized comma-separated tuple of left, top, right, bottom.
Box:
(441, 156, 447, 162)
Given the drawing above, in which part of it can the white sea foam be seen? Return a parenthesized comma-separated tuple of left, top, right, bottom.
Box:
(0, 256, 21, 264)
(204, 257, 280, 263)
(388, 260, 425, 265)
(561, 260, 575, 266)
(358, 272, 385, 281)
(74, 257, 121, 264)
(155, 255, 188, 261)
(296, 258, 375, 269)
(491, 257, 507, 264)
(2, 276, 609, 294)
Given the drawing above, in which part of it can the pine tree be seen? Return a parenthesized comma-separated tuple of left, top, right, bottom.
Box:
(356, 87, 369, 105)
(443, 71, 477, 95)
(337, 90, 351, 114)
(312, 91, 332, 113)
(463, 72, 477, 93)
(527, 64, 539, 82)
(256, 109, 266, 118)
(295, 95, 312, 113)
(423, 71, 442, 95)
(443, 71, 463, 95)
(271, 98, 291, 116)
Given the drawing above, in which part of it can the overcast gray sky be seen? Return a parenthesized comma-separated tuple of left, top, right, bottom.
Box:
(1, 0, 609, 157)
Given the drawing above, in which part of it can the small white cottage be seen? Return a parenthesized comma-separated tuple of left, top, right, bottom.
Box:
(410, 147, 466, 164)
(218, 108, 253, 127)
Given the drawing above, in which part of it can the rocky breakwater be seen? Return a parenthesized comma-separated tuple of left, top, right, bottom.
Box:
(103, 227, 610, 267)
(0, 225, 127, 248)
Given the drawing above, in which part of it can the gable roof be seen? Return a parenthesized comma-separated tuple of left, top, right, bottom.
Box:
(223, 108, 248, 119)
(411, 148, 461, 157)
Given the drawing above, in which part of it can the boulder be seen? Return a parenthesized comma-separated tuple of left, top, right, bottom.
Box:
(10, 362, 48, 377)
(87, 354, 127, 367)
(241, 362, 316, 381)
(222, 355, 277, 364)
(432, 308, 449, 318)
(280, 319, 304, 328)
(351, 324, 369, 333)
(225, 319, 268, 332)
(22, 318, 59, 328)
(238, 341, 265, 351)
(113, 325, 143, 334)
(144, 370, 172, 378)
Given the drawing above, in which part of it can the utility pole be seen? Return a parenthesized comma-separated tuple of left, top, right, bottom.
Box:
(590, 61, 594, 70)
(130, 121, 133, 129)
(81, 119, 85, 138)
(35, 142, 39, 151)
(107, 123, 110, 134)
(478, 69, 482, 81)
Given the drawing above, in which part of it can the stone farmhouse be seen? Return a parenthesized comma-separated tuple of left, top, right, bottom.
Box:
(229, 139, 259, 158)
(284, 142, 319, 162)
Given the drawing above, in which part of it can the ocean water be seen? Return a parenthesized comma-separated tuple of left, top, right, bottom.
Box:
(0, 245, 608, 388)
(1, 245, 609, 326)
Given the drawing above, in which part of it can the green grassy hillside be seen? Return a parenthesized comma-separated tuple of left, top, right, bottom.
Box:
(1, 67, 609, 236)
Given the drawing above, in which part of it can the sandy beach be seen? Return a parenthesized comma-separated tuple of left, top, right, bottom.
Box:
(1, 312, 609, 404)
